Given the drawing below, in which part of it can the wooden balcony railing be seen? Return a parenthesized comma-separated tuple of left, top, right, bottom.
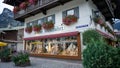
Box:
(92, 0, 114, 21)
(14, 0, 72, 22)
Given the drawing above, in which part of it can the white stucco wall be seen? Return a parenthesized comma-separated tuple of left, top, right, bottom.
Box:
(23, 0, 114, 58)
(87, 0, 114, 38)
(17, 43, 24, 52)
(24, 0, 93, 57)
(24, 0, 92, 37)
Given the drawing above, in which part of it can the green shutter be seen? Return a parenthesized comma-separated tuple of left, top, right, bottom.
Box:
(74, 7, 79, 18)
(62, 11, 67, 18)
(52, 14, 55, 24)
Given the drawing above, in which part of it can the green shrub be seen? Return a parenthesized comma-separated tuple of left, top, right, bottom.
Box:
(115, 48, 120, 67)
(0, 48, 11, 58)
(83, 29, 102, 45)
(83, 40, 120, 68)
(0, 48, 11, 62)
(12, 51, 30, 66)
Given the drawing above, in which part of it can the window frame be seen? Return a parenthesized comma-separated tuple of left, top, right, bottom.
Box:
(62, 7, 79, 18)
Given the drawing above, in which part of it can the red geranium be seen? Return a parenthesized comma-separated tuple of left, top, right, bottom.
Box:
(25, 26, 32, 33)
(63, 15, 78, 26)
(29, 0, 38, 5)
(42, 21, 54, 30)
(93, 17, 104, 25)
(19, 2, 28, 9)
(33, 24, 41, 32)
(13, 6, 20, 14)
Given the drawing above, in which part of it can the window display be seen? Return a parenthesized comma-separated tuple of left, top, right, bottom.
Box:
(25, 36, 79, 57)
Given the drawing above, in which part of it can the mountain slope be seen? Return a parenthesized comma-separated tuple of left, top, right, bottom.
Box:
(0, 8, 24, 28)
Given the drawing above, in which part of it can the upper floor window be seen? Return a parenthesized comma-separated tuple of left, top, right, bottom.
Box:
(26, 22, 32, 27)
(63, 7, 79, 18)
(38, 18, 43, 25)
(26, 14, 55, 26)
(32, 20, 38, 25)
(43, 15, 55, 23)
(62, 7, 79, 26)
(42, 15, 55, 30)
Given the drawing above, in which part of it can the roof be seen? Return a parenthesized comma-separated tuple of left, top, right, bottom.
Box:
(91, 0, 114, 21)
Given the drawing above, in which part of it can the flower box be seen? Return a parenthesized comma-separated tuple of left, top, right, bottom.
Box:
(1, 57, 11, 62)
(15, 60, 31, 67)
(19, 2, 28, 9)
(63, 15, 78, 26)
(13, 6, 20, 14)
(12, 51, 31, 67)
(33, 24, 41, 33)
(29, 0, 38, 5)
(93, 17, 104, 25)
(42, 21, 54, 30)
(25, 26, 32, 33)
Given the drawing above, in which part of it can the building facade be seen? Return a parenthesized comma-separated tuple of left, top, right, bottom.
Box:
(0, 26, 24, 52)
(4, 0, 116, 59)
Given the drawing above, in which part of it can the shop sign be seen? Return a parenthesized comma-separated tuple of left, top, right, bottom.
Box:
(76, 24, 88, 29)
(54, 26, 64, 31)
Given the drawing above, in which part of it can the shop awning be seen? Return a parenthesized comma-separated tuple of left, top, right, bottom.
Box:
(0, 42, 7, 47)
(96, 29, 114, 39)
(24, 31, 79, 40)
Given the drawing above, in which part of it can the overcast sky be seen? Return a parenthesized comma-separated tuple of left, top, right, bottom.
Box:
(0, 0, 13, 14)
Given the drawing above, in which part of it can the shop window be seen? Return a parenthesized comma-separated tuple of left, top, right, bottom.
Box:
(63, 7, 79, 18)
(25, 36, 79, 56)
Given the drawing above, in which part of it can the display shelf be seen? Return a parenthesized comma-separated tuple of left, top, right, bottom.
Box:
(30, 53, 81, 59)
(25, 33, 81, 59)
(43, 40, 77, 45)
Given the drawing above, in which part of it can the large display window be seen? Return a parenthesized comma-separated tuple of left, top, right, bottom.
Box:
(24, 32, 81, 59)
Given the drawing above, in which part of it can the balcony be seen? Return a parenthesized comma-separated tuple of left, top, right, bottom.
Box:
(92, 0, 114, 21)
(13, 0, 72, 22)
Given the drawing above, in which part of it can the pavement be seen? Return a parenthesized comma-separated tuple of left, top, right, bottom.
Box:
(0, 57, 83, 68)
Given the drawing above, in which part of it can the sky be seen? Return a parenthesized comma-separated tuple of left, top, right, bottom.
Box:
(0, 0, 13, 14)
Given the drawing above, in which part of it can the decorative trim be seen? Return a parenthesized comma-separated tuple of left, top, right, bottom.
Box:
(24, 31, 79, 40)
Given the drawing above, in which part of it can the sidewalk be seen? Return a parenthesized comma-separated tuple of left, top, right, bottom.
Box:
(0, 57, 83, 68)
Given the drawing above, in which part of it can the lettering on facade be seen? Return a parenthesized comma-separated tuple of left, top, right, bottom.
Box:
(76, 24, 88, 29)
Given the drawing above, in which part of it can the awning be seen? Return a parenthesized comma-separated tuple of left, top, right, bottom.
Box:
(96, 29, 113, 39)
(0, 42, 7, 47)
(24, 31, 79, 40)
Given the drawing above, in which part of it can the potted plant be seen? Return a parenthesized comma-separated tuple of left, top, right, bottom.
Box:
(63, 15, 78, 26)
(0, 48, 11, 62)
(33, 24, 41, 33)
(19, 2, 28, 9)
(93, 16, 104, 25)
(13, 6, 20, 14)
(28, 0, 38, 5)
(25, 26, 32, 34)
(42, 20, 54, 30)
(12, 51, 31, 67)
